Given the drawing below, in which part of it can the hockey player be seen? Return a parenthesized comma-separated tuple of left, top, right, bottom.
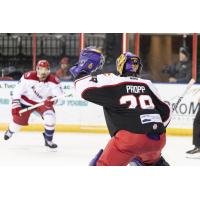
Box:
(4, 60, 64, 148)
(186, 103, 200, 157)
(70, 47, 172, 166)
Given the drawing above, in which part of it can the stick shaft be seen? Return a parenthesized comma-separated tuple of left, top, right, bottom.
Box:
(173, 78, 195, 110)
(19, 93, 72, 114)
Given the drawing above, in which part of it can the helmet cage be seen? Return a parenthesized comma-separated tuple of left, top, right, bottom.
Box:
(116, 52, 142, 75)
(36, 60, 50, 80)
(78, 47, 105, 71)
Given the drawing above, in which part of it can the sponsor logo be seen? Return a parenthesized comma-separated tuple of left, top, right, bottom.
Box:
(56, 99, 88, 107)
(165, 101, 199, 115)
(0, 83, 16, 89)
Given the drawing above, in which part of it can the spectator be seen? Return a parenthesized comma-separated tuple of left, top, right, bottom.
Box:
(55, 57, 72, 81)
(6, 66, 23, 80)
(162, 47, 192, 83)
(1, 66, 22, 80)
(0, 76, 13, 80)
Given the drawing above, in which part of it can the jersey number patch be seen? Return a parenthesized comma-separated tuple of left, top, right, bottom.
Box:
(119, 94, 155, 109)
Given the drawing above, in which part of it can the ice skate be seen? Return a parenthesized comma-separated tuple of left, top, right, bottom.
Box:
(42, 133, 57, 148)
(4, 130, 14, 140)
(186, 147, 200, 159)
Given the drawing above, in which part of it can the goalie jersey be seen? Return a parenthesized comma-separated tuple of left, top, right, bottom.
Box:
(75, 73, 172, 137)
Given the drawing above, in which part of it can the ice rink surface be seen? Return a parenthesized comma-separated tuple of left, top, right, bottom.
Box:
(0, 131, 200, 166)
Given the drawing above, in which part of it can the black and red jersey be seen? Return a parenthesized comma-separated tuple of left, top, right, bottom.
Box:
(75, 73, 172, 136)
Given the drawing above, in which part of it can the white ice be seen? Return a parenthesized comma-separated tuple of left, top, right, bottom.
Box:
(0, 131, 200, 166)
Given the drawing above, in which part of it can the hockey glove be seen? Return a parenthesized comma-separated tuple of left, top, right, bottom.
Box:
(44, 96, 54, 109)
(12, 99, 22, 116)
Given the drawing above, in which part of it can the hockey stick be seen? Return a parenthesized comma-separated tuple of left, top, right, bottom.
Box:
(19, 93, 72, 115)
(173, 78, 195, 111)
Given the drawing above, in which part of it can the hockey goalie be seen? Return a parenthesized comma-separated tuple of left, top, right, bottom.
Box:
(70, 47, 172, 166)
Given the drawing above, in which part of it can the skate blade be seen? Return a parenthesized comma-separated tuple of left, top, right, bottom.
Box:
(186, 154, 200, 159)
(44, 146, 58, 152)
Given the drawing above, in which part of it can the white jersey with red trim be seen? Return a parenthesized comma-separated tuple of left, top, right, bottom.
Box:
(75, 73, 172, 136)
(12, 71, 63, 106)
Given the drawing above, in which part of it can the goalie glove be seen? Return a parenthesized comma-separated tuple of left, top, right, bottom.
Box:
(12, 99, 22, 116)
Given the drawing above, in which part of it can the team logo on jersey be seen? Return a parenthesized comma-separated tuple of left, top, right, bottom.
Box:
(79, 60, 86, 66)
(153, 124, 158, 130)
(24, 72, 31, 78)
(31, 86, 43, 99)
(88, 63, 93, 69)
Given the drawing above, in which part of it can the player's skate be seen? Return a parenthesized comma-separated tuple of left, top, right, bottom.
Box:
(42, 133, 57, 148)
(4, 130, 14, 140)
(186, 146, 200, 159)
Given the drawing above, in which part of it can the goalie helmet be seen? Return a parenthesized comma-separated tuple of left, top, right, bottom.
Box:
(78, 47, 105, 71)
(36, 60, 50, 81)
(116, 52, 142, 76)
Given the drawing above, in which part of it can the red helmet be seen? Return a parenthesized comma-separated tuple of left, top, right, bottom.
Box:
(36, 60, 50, 69)
(36, 60, 50, 81)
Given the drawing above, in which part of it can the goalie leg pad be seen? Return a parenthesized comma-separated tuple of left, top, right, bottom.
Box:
(96, 131, 138, 166)
(129, 156, 170, 166)
(89, 149, 103, 166)
(97, 130, 166, 166)
(129, 158, 145, 166)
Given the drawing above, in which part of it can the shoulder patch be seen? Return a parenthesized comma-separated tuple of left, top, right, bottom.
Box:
(47, 74, 60, 84)
(24, 71, 38, 80)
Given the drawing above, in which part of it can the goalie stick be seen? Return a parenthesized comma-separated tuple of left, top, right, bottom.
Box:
(173, 78, 195, 111)
(19, 93, 72, 115)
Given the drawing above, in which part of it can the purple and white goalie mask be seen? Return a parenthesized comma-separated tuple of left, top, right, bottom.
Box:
(70, 47, 105, 78)
(78, 47, 105, 72)
(125, 56, 140, 73)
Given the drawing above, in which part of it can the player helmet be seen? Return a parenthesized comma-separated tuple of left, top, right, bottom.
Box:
(36, 60, 50, 81)
(78, 47, 105, 71)
(116, 52, 142, 76)
(36, 60, 50, 69)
